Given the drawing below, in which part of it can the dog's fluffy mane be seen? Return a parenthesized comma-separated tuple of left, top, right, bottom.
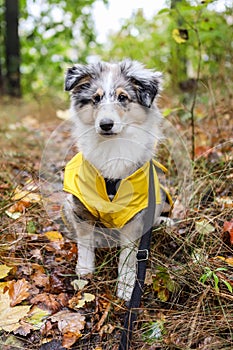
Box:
(65, 60, 163, 179)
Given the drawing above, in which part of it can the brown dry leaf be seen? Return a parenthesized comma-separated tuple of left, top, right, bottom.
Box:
(31, 292, 68, 312)
(8, 278, 30, 307)
(0, 264, 13, 279)
(32, 272, 49, 288)
(0, 290, 31, 332)
(13, 320, 34, 336)
(223, 220, 233, 244)
(51, 310, 86, 348)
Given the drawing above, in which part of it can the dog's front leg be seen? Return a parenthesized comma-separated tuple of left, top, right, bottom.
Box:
(63, 197, 95, 276)
(76, 232, 95, 276)
(117, 239, 137, 301)
(117, 217, 143, 301)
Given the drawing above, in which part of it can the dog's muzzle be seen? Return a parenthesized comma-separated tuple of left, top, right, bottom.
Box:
(99, 118, 115, 135)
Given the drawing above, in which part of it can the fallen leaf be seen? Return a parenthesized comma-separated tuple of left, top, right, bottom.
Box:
(0, 290, 31, 332)
(196, 219, 215, 235)
(71, 279, 88, 291)
(51, 310, 86, 348)
(225, 257, 233, 266)
(8, 279, 30, 307)
(13, 320, 34, 336)
(25, 305, 50, 329)
(31, 292, 68, 312)
(44, 231, 64, 251)
(8, 200, 31, 213)
(0, 264, 13, 279)
(12, 188, 41, 203)
(69, 292, 95, 309)
(216, 256, 233, 266)
(44, 231, 64, 241)
(153, 268, 178, 302)
(32, 272, 49, 288)
(223, 220, 233, 244)
(62, 331, 80, 348)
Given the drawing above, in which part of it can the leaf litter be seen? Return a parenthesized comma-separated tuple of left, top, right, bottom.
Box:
(0, 99, 232, 349)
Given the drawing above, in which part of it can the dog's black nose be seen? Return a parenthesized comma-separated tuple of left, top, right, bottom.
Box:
(99, 118, 114, 132)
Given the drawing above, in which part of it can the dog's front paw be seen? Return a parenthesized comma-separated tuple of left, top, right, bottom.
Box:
(117, 282, 133, 302)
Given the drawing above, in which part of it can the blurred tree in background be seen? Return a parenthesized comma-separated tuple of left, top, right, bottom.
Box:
(99, 1, 233, 95)
(0, 0, 232, 99)
(0, 0, 107, 97)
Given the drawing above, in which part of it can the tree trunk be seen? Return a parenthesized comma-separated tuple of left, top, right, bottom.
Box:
(170, 0, 188, 90)
(5, 0, 21, 97)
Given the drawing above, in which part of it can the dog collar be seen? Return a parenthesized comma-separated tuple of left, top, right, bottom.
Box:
(63, 152, 172, 228)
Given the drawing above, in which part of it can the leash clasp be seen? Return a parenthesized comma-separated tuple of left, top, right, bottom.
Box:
(136, 249, 149, 261)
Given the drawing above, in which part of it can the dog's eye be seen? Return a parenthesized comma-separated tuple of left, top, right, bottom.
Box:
(92, 94, 101, 104)
(118, 94, 128, 103)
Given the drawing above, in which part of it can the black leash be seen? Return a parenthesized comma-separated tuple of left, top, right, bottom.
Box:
(118, 160, 156, 350)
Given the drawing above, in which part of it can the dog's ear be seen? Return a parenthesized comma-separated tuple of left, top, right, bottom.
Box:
(65, 65, 92, 91)
(120, 60, 163, 108)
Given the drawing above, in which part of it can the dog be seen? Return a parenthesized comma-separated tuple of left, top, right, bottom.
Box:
(62, 59, 172, 301)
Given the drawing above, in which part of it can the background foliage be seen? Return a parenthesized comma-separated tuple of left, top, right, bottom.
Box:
(1, 0, 232, 97)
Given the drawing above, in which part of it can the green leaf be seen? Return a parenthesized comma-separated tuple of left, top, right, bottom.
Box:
(222, 280, 233, 293)
(158, 8, 170, 15)
(213, 273, 219, 292)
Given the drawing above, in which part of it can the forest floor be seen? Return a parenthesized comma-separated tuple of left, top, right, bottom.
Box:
(0, 91, 232, 350)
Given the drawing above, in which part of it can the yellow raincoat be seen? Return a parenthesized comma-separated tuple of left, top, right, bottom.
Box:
(63, 152, 172, 228)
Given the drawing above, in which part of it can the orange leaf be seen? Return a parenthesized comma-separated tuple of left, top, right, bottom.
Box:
(8, 200, 31, 213)
(8, 279, 30, 307)
(223, 220, 233, 244)
(62, 331, 81, 348)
